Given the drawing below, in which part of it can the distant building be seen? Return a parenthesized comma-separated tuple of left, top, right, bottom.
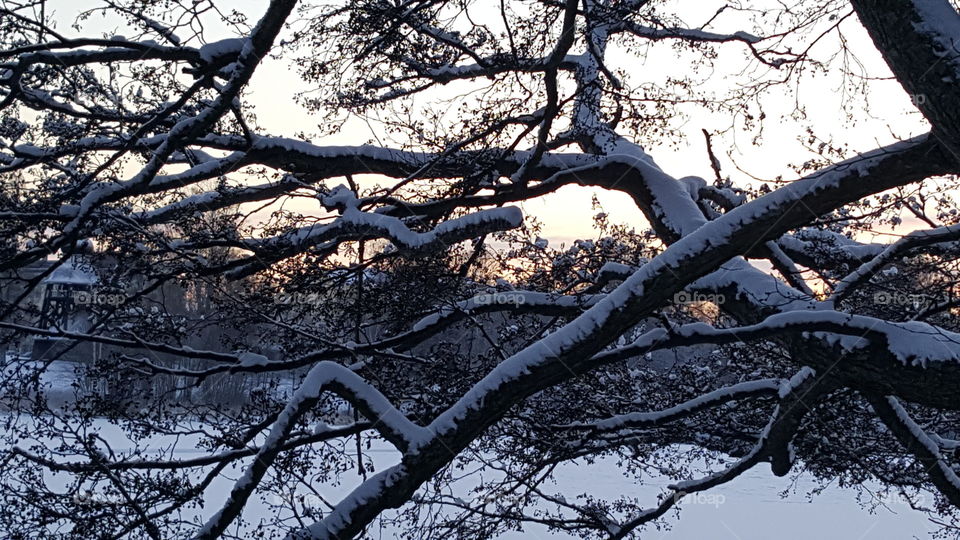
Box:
(38, 256, 98, 332)
(32, 256, 102, 363)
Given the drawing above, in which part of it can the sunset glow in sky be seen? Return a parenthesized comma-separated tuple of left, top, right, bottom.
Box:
(45, 0, 933, 247)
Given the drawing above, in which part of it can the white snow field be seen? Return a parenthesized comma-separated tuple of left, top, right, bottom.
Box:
(4, 411, 936, 540)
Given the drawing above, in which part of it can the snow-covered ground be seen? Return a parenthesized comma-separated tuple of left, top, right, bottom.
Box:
(4, 413, 937, 539)
(331, 444, 937, 540)
(0, 363, 939, 538)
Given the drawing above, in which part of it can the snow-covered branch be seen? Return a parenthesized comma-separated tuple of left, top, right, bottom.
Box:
(196, 361, 429, 539)
(223, 201, 524, 278)
(831, 223, 960, 304)
(867, 394, 960, 508)
(593, 309, 960, 369)
(557, 378, 782, 433)
(607, 368, 822, 539)
(852, 0, 960, 160)
(10, 422, 367, 473)
(2, 0, 300, 273)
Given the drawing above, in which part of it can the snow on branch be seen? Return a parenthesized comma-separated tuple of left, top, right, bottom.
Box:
(119, 138, 594, 226)
(906, 0, 960, 81)
(606, 368, 820, 539)
(830, 223, 960, 304)
(620, 23, 761, 44)
(615, 21, 795, 68)
(763, 241, 816, 297)
(853, 0, 960, 159)
(196, 361, 428, 539)
(0, 40, 199, 67)
(558, 379, 782, 434)
(692, 258, 818, 312)
(2, 0, 300, 274)
(0, 320, 240, 363)
(867, 394, 960, 508)
(225, 200, 524, 278)
(776, 229, 884, 270)
(410, 290, 601, 332)
(10, 422, 367, 473)
(593, 309, 960, 368)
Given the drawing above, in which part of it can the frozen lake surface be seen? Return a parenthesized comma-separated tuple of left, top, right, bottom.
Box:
(3, 412, 939, 539)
